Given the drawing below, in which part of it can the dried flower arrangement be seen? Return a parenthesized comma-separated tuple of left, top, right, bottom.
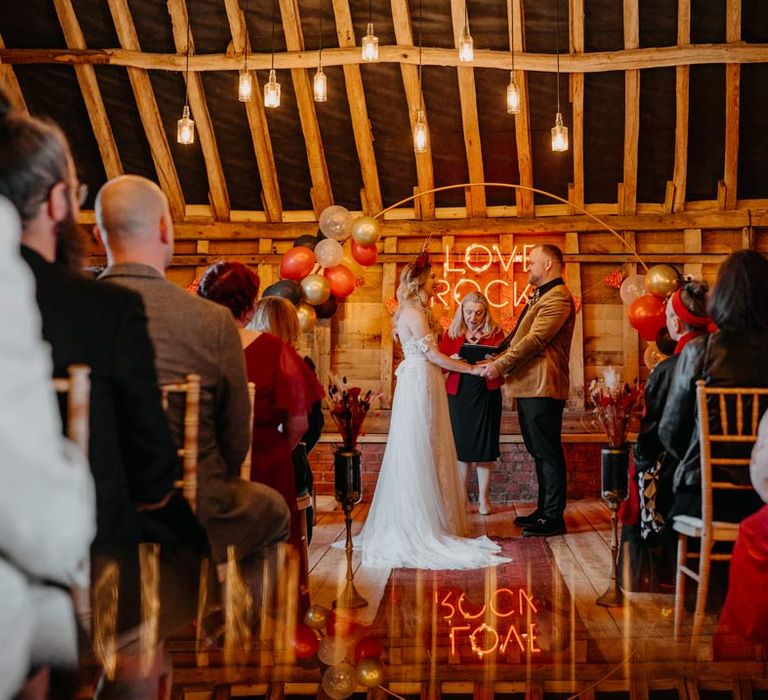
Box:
(587, 366, 644, 448)
(327, 376, 379, 450)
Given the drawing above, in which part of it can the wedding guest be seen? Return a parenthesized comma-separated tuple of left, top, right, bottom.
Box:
(480, 245, 576, 536)
(95, 176, 290, 587)
(0, 92, 205, 636)
(439, 292, 506, 515)
(197, 263, 323, 608)
(659, 250, 768, 524)
(618, 280, 711, 592)
(0, 198, 95, 698)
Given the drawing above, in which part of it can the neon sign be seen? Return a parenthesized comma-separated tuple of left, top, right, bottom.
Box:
(438, 587, 543, 661)
(432, 243, 537, 309)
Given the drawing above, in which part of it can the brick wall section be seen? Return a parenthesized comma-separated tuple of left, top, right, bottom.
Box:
(310, 441, 602, 503)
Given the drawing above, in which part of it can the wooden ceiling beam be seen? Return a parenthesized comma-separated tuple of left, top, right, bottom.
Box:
(53, 0, 123, 180)
(391, 0, 435, 220)
(0, 34, 28, 115)
(723, 0, 741, 210)
(107, 0, 185, 220)
(511, 0, 534, 218)
(5, 42, 766, 73)
(167, 0, 230, 222)
(279, 0, 333, 215)
(223, 0, 282, 223)
(671, 0, 690, 213)
(331, 0, 383, 215)
(621, 0, 639, 215)
(450, 0, 485, 217)
(569, 0, 584, 209)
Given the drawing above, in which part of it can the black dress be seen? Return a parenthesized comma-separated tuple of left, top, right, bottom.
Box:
(447, 372, 502, 462)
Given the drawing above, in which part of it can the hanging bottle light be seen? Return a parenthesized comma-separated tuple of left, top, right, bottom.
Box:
(264, 0, 280, 108)
(459, 2, 473, 62)
(361, 0, 378, 61)
(413, 0, 429, 154)
(237, 0, 253, 101)
(314, 0, 327, 102)
(177, 1, 194, 144)
(551, 0, 568, 151)
(506, 0, 520, 114)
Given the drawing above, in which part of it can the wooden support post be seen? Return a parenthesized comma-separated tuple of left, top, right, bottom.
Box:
(0, 34, 27, 115)
(622, 0, 640, 216)
(672, 0, 691, 213)
(257, 238, 274, 291)
(564, 231, 584, 407)
(723, 0, 741, 210)
(683, 228, 702, 279)
(510, 0, 534, 218)
(569, 0, 585, 210)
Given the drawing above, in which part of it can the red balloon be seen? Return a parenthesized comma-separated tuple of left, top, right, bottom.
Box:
(323, 264, 356, 298)
(293, 623, 319, 658)
(280, 246, 316, 281)
(628, 293, 667, 341)
(351, 240, 378, 266)
(326, 610, 359, 638)
(354, 635, 383, 664)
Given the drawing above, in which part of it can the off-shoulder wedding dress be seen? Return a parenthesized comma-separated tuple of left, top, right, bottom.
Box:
(356, 326, 509, 570)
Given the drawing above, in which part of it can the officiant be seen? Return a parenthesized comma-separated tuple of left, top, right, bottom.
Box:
(439, 292, 506, 515)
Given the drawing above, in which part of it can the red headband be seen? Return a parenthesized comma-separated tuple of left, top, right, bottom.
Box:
(670, 288, 717, 333)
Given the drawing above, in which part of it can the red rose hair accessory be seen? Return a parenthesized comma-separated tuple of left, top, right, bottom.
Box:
(412, 249, 431, 276)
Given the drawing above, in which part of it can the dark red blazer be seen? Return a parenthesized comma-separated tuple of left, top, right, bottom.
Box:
(439, 329, 506, 395)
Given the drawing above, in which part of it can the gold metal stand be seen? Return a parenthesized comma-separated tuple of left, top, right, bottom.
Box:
(596, 496, 624, 607)
(333, 501, 368, 609)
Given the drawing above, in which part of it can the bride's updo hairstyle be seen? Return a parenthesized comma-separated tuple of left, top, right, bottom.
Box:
(198, 260, 260, 322)
(394, 250, 439, 335)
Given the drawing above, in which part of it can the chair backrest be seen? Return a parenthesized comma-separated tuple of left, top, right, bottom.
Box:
(161, 374, 201, 511)
(240, 382, 256, 481)
(52, 364, 91, 457)
(696, 379, 768, 532)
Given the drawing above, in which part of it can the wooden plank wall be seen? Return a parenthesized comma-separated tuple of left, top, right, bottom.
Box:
(160, 226, 767, 410)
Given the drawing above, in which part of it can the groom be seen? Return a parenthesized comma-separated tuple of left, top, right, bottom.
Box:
(480, 244, 575, 537)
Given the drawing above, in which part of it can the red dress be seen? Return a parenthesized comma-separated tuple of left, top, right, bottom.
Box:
(243, 333, 324, 600)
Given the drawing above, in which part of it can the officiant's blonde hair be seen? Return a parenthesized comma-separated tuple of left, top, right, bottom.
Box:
(447, 291, 500, 340)
(394, 260, 439, 336)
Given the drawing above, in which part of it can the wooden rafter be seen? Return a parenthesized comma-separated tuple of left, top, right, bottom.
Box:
(3, 42, 767, 73)
(53, 0, 123, 179)
(167, 0, 230, 222)
(511, 0, 534, 218)
(278, 0, 333, 215)
(390, 0, 435, 220)
(450, 0, 485, 217)
(0, 34, 28, 115)
(671, 0, 690, 213)
(330, 0, 383, 215)
(568, 0, 584, 209)
(223, 0, 282, 223)
(723, 0, 740, 210)
(621, 0, 639, 215)
(107, 0, 185, 219)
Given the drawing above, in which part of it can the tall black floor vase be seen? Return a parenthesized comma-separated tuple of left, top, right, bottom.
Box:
(596, 445, 630, 608)
(332, 448, 368, 609)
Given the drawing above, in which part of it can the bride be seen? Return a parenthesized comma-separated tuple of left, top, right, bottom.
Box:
(357, 251, 509, 570)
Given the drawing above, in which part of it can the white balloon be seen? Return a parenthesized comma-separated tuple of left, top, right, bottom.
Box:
(319, 205, 353, 241)
(317, 637, 348, 666)
(322, 663, 357, 700)
(314, 238, 344, 268)
(619, 274, 646, 305)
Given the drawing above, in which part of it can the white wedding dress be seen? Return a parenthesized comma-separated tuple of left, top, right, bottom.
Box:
(356, 327, 510, 570)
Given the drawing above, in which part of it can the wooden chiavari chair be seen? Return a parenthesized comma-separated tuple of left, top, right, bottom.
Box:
(673, 380, 768, 642)
(160, 374, 201, 512)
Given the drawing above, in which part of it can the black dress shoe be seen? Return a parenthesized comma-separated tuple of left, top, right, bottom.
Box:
(522, 517, 566, 537)
(513, 510, 542, 526)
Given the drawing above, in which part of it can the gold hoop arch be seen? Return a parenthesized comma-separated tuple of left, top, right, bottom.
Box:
(372, 182, 649, 272)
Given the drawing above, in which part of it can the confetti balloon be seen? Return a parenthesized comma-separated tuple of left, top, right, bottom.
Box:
(319, 205, 353, 241)
(322, 663, 357, 700)
(645, 264, 680, 298)
(315, 238, 345, 268)
(317, 637, 348, 666)
(350, 215, 381, 246)
(619, 274, 647, 305)
(301, 274, 331, 305)
(303, 603, 330, 630)
(356, 657, 384, 688)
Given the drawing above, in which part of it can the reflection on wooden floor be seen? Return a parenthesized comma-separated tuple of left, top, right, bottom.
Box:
(166, 498, 767, 697)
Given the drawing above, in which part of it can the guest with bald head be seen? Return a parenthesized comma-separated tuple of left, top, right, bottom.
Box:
(96, 175, 290, 586)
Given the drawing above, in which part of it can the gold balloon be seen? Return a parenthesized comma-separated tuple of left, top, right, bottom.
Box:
(301, 274, 331, 306)
(303, 603, 329, 630)
(296, 302, 317, 333)
(645, 264, 680, 298)
(355, 657, 384, 687)
(643, 342, 665, 370)
(341, 244, 365, 278)
(350, 215, 381, 246)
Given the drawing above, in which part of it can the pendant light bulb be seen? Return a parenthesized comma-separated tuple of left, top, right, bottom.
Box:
(177, 104, 195, 145)
(238, 70, 253, 102)
(264, 69, 281, 108)
(506, 72, 520, 114)
(551, 112, 569, 152)
(459, 29, 474, 62)
(413, 109, 428, 154)
(361, 22, 379, 61)
(313, 66, 327, 102)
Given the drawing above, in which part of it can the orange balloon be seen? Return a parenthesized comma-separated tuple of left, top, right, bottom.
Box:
(324, 264, 356, 298)
(628, 294, 666, 341)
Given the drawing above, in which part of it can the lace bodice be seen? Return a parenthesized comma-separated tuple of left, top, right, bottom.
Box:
(400, 333, 436, 358)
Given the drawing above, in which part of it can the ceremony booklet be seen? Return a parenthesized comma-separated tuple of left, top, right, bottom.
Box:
(458, 330, 515, 365)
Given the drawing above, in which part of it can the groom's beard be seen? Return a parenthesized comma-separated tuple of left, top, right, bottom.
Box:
(54, 208, 86, 274)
